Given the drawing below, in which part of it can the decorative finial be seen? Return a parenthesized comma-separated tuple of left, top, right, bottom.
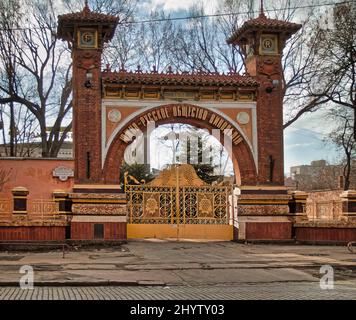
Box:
(84, 0, 90, 13)
(167, 66, 173, 74)
(260, 0, 266, 18)
(119, 63, 126, 72)
(135, 65, 142, 74)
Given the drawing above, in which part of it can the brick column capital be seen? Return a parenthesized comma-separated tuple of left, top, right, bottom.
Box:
(340, 190, 356, 200)
(340, 190, 356, 222)
(288, 190, 308, 223)
(290, 190, 308, 201)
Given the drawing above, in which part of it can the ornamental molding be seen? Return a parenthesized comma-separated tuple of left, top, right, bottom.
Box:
(72, 203, 127, 216)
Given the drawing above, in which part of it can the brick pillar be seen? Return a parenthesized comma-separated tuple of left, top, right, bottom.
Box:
(236, 186, 293, 241)
(254, 56, 285, 185)
(289, 191, 309, 223)
(57, 5, 119, 184)
(340, 190, 356, 222)
(11, 187, 29, 215)
(72, 49, 103, 183)
(226, 11, 301, 186)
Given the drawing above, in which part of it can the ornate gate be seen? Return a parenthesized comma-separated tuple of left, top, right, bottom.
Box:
(125, 164, 233, 240)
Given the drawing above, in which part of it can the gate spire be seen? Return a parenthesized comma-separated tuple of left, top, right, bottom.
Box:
(260, 0, 266, 17)
(84, 0, 90, 12)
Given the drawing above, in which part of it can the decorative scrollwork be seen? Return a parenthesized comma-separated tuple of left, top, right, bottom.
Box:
(184, 193, 198, 219)
(126, 165, 230, 225)
(159, 193, 173, 218)
(214, 206, 227, 219)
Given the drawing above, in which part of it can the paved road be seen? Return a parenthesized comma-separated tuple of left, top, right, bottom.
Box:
(1, 282, 356, 300)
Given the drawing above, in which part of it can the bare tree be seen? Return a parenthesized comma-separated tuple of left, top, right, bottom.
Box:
(292, 163, 342, 191)
(154, 123, 233, 179)
(0, 0, 72, 157)
(1, 0, 347, 160)
(63, 0, 136, 19)
(165, 1, 246, 73)
(328, 108, 355, 190)
(0, 0, 136, 158)
(137, 11, 176, 72)
(104, 21, 140, 71)
(283, 2, 356, 140)
(0, 0, 21, 156)
(280, 3, 324, 127)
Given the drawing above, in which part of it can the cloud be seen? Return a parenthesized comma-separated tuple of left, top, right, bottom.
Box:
(285, 142, 315, 149)
(285, 108, 337, 136)
(147, 0, 195, 11)
(142, 0, 218, 13)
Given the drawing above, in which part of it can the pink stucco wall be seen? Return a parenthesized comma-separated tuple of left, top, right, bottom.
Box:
(0, 158, 74, 200)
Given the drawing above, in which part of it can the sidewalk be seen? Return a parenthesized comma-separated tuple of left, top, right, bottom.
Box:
(0, 240, 355, 287)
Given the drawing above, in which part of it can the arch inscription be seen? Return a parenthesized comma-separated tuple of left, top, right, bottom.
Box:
(102, 103, 258, 185)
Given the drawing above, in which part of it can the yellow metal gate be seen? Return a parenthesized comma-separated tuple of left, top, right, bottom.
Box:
(125, 165, 233, 240)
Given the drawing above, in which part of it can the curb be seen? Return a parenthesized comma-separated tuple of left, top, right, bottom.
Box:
(0, 280, 167, 287)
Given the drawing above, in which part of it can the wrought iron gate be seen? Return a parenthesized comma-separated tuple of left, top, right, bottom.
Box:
(126, 185, 230, 225)
(124, 165, 232, 239)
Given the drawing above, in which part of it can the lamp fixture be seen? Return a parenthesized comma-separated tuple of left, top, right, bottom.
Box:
(84, 70, 93, 88)
(265, 79, 280, 94)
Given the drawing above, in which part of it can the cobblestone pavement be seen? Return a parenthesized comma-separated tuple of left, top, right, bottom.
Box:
(1, 282, 356, 300)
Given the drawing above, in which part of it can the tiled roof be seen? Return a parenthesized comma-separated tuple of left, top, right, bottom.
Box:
(102, 69, 259, 88)
(227, 13, 302, 44)
(58, 5, 119, 25)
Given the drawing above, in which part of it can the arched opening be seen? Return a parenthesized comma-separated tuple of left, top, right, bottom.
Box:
(103, 103, 257, 186)
(121, 123, 237, 186)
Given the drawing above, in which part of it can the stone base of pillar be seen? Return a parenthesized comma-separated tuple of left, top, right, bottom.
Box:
(288, 190, 309, 224)
(340, 190, 356, 222)
(237, 186, 293, 241)
(68, 191, 127, 241)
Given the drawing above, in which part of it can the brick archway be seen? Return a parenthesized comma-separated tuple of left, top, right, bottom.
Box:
(103, 104, 258, 185)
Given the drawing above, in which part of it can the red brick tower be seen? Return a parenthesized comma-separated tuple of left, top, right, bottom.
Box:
(228, 2, 303, 241)
(57, 2, 119, 184)
(228, 1, 301, 185)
